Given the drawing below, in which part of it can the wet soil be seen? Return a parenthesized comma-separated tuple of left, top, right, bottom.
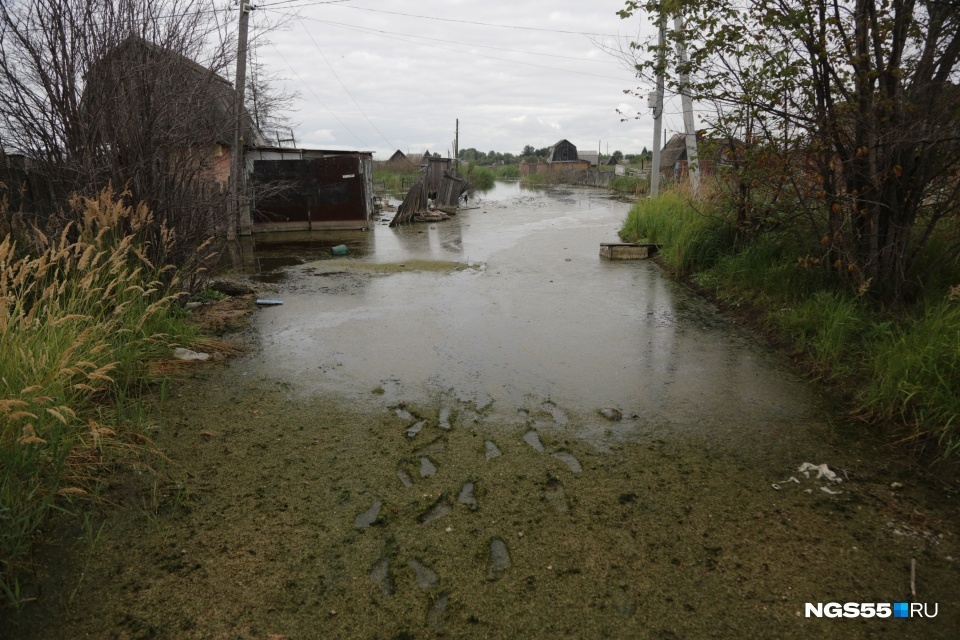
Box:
(3, 184, 958, 639)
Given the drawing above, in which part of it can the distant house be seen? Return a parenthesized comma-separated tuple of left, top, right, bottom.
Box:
(660, 132, 743, 178)
(604, 156, 618, 166)
(659, 134, 692, 174)
(579, 152, 599, 167)
(388, 150, 407, 163)
(547, 139, 578, 163)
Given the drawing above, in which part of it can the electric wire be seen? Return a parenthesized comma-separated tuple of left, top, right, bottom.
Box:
(263, 9, 626, 81)
(298, 20, 394, 149)
(330, 4, 620, 37)
(294, 17, 621, 65)
(268, 43, 370, 149)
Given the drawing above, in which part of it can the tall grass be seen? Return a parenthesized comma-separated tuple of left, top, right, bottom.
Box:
(608, 174, 648, 197)
(621, 186, 960, 459)
(0, 189, 203, 606)
(619, 190, 735, 275)
(862, 299, 960, 455)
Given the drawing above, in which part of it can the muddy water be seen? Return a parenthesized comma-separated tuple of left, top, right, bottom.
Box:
(7, 183, 958, 639)
(247, 182, 819, 456)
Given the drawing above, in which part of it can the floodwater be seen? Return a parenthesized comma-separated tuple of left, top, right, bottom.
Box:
(246, 182, 819, 457)
(6, 182, 958, 639)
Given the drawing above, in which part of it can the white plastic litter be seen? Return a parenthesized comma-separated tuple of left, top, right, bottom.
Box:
(772, 476, 801, 490)
(821, 486, 843, 495)
(173, 347, 210, 361)
(798, 462, 842, 483)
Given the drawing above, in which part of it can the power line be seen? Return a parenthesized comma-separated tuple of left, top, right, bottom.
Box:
(332, 4, 620, 37)
(254, 0, 352, 8)
(298, 20, 393, 149)
(263, 9, 626, 81)
(294, 17, 621, 65)
(268, 43, 370, 149)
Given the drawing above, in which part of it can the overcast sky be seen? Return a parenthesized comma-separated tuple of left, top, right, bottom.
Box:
(243, 0, 690, 160)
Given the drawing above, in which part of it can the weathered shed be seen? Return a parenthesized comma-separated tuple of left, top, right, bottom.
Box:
(388, 150, 407, 163)
(547, 139, 578, 163)
(423, 156, 453, 195)
(247, 147, 374, 231)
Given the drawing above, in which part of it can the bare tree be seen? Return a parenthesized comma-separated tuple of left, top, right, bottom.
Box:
(0, 0, 280, 265)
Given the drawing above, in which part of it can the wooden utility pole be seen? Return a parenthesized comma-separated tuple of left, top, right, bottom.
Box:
(454, 119, 459, 176)
(230, 2, 252, 238)
(650, 9, 666, 198)
(674, 16, 699, 195)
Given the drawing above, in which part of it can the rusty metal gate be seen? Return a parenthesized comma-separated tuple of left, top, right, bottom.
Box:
(252, 154, 370, 231)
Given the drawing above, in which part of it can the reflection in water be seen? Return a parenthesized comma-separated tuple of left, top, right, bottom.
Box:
(238, 182, 818, 447)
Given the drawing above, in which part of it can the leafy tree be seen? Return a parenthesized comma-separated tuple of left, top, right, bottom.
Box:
(620, 0, 960, 301)
(522, 144, 536, 156)
(613, 150, 624, 162)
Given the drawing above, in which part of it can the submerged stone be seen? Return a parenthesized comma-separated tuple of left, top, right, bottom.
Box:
(610, 585, 636, 619)
(541, 400, 568, 425)
(408, 558, 439, 589)
(426, 591, 449, 628)
(544, 477, 569, 513)
(397, 468, 413, 488)
(485, 440, 502, 460)
(368, 557, 394, 596)
(438, 408, 452, 430)
(355, 500, 382, 529)
(523, 430, 544, 452)
(457, 482, 478, 510)
(599, 407, 623, 422)
(419, 496, 451, 525)
(552, 452, 582, 474)
(406, 420, 426, 438)
(488, 538, 512, 576)
(414, 437, 446, 457)
(419, 457, 437, 477)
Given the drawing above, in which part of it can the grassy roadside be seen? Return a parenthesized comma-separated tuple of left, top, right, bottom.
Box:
(620, 190, 960, 464)
(0, 189, 229, 607)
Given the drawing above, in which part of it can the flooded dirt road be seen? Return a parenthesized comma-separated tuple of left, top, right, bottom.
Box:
(8, 183, 959, 639)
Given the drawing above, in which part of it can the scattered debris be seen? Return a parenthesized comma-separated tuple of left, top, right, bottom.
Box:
(255, 299, 283, 306)
(207, 278, 255, 296)
(798, 462, 842, 483)
(599, 408, 623, 422)
(891, 482, 904, 489)
(330, 244, 349, 256)
(173, 347, 210, 361)
(820, 486, 843, 495)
